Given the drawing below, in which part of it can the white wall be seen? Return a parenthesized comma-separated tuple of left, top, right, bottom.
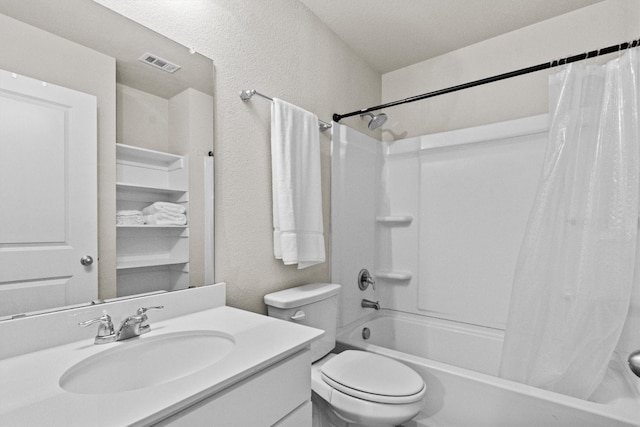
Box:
(117, 84, 169, 152)
(94, 0, 381, 313)
(381, 0, 640, 139)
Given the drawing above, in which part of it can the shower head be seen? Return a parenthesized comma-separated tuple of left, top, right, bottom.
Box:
(360, 112, 388, 130)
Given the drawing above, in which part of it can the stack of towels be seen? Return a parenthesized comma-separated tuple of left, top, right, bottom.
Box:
(116, 210, 144, 225)
(142, 202, 187, 225)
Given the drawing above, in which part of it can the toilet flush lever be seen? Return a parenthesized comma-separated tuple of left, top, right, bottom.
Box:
(290, 310, 306, 321)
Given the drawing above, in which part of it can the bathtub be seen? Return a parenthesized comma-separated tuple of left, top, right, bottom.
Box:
(335, 310, 640, 427)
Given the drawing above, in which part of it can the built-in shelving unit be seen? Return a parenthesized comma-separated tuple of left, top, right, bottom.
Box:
(375, 215, 414, 283)
(116, 143, 189, 297)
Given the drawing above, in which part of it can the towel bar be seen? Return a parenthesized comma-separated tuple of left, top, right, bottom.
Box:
(239, 89, 332, 131)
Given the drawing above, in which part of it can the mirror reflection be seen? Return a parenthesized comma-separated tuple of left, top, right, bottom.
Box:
(0, 0, 214, 320)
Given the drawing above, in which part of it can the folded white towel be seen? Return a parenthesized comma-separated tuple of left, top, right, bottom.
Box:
(116, 210, 143, 217)
(145, 210, 184, 221)
(271, 98, 325, 269)
(142, 202, 186, 216)
(143, 213, 187, 225)
(117, 216, 144, 225)
(116, 210, 144, 225)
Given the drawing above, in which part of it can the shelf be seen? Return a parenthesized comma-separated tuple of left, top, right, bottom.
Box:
(374, 271, 412, 281)
(115, 143, 190, 292)
(116, 225, 188, 229)
(116, 143, 183, 169)
(116, 257, 189, 270)
(116, 143, 188, 190)
(116, 182, 187, 195)
(116, 225, 188, 239)
(376, 216, 413, 226)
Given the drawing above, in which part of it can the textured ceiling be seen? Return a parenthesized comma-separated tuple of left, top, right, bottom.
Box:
(298, 0, 606, 73)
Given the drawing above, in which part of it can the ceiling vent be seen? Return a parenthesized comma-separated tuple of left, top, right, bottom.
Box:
(138, 52, 181, 73)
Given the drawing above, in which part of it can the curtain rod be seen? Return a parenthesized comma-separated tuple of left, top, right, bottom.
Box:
(239, 89, 332, 131)
(333, 38, 640, 123)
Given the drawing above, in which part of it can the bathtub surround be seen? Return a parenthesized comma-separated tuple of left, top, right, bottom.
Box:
(330, 124, 382, 328)
(501, 49, 640, 399)
(332, 110, 640, 419)
(331, 116, 549, 329)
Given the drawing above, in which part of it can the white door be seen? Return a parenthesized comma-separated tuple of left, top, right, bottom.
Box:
(0, 69, 97, 317)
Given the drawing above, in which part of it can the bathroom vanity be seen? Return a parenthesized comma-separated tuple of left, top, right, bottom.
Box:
(0, 284, 323, 426)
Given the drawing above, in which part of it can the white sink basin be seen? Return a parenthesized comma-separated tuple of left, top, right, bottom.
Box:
(59, 330, 235, 394)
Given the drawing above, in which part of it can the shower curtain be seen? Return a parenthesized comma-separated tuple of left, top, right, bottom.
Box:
(500, 48, 640, 399)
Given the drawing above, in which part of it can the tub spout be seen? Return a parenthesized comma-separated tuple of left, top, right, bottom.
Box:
(629, 350, 640, 378)
(361, 299, 380, 310)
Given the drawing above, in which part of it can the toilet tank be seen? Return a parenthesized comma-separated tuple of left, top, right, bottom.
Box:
(264, 283, 341, 362)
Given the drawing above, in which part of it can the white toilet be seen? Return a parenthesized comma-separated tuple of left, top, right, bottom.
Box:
(264, 283, 425, 427)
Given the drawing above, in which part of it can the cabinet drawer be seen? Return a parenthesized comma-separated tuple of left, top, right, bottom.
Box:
(154, 349, 311, 427)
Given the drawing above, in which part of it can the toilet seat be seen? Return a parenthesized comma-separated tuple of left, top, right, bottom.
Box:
(320, 350, 426, 404)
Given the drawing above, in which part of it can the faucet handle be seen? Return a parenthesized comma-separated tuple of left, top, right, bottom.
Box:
(358, 269, 376, 291)
(136, 305, 164, 315)
(79, 312, 116, 344)
(136, 306, 164, 334)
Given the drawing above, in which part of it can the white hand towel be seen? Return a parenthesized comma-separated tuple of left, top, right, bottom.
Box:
(271, 98, 325, 269)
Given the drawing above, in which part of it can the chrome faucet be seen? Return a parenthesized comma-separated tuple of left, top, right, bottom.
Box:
(116, 313, 146, 341)
(629, 350, 640, 378)
(79, 306, 163, 344)
(116, 306, 164, 341)
(361, 299, 380, 310)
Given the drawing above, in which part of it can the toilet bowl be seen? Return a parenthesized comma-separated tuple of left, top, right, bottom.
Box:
(264, 283, 425, 427)
(312, 352, 426, 426)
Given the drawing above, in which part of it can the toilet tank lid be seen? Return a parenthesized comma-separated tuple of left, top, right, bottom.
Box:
(264, 283, 341, 309)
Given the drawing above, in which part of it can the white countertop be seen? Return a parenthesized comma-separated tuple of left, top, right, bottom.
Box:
(0, 306, 323, 426)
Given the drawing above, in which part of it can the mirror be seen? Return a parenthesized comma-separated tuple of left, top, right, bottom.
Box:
(0, 0, 214, 320)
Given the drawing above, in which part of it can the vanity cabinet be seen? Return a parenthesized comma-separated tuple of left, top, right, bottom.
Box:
(116, 144, 189, 297)
(153, 349, 312, 427)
